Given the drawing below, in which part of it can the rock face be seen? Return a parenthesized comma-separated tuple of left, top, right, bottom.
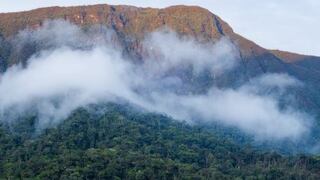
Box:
(0, 4, 318, 63)
(0, 4, 320, 111)
(0, 4, 266, 57)
(0, 4, 309, 73)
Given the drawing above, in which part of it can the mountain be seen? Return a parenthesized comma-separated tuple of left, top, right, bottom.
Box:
(0, 4, 263, 70)
(0, 4, 320, 114)
(0, 4, 319, 72)
(1, 4, 320, 179)
(0, 4, 312, 62)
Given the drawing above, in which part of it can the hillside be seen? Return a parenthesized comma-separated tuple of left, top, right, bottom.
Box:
(0, 4, 262, 56)
(0, 4, 318, 75)
(1, 4, 319, 63)
(1, 104, 320, 179)
(0, 4, 320, 179)
(5, 5, 320, 113)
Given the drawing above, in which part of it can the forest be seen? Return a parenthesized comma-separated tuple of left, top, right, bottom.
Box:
(1, 103, 320, 179)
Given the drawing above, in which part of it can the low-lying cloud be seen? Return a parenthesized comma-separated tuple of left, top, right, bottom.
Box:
(0, 20, 312, 141)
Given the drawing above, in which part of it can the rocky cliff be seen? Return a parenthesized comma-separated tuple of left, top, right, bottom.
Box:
(0, 4, 268, 59)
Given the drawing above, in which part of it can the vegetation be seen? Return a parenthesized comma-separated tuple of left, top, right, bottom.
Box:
(0, 103, 319, 179)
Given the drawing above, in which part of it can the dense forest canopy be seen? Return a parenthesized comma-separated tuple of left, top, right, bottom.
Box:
(1, 103, 320, 179)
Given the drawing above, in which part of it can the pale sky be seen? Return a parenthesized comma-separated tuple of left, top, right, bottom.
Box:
(0, 0, 319, 56)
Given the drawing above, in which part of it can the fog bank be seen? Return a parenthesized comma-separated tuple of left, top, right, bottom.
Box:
(0, 20, 312, 141)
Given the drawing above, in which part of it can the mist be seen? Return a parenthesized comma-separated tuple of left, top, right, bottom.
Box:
(0, 20, 312, 141)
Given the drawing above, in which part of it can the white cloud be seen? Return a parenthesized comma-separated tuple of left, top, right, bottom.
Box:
(0, 21, 312, 141)
(142, 30, 238, 75)
(146, 82, 310, 140)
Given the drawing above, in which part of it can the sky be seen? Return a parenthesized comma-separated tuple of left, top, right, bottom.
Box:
(0, 0, 319, 56)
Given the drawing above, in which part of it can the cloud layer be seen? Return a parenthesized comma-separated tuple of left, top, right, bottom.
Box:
(0, 20, 312, 141)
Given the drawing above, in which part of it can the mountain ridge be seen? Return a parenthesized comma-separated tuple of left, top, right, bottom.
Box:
(1, 4, 320, 115)
(0, 4, 289, 60)
(0, 4, 318, 62)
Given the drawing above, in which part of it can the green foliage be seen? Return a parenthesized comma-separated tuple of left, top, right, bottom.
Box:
(0, 104, 320, 179)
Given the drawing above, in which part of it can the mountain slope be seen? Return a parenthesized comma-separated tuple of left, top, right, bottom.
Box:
(0, 5, 319, 88)
(1, 104, 320, 179)
(0, 4, 274, 62)
(0, 4, 318, 76)
(0, 4, 319, 133)
(0, 4, 318, 61)
(0, 3, 319, 138)
(0, 4, 320, 178)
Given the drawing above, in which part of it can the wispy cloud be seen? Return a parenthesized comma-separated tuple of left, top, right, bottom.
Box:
(0, 20, 312, 141)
